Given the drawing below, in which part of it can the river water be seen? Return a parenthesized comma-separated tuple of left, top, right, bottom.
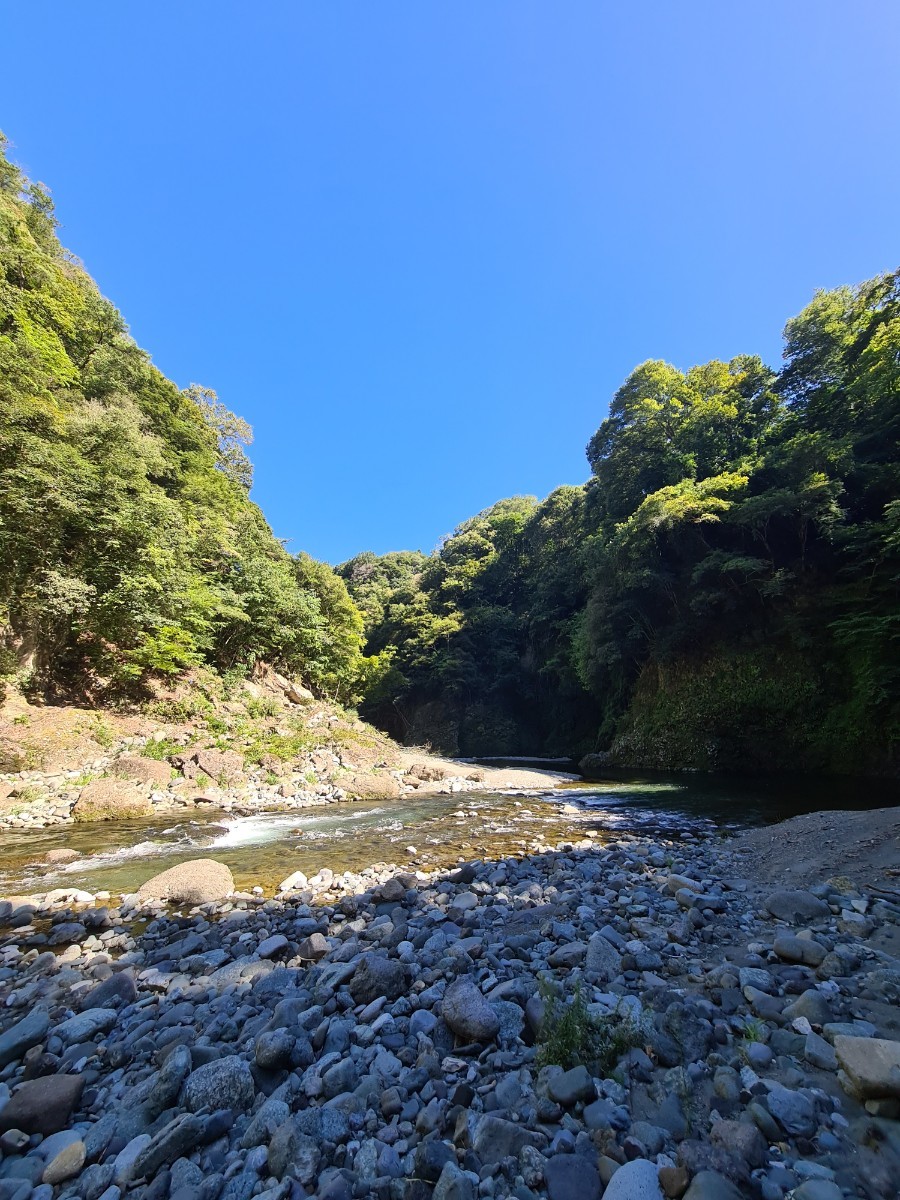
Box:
(1, 769, 897, 898)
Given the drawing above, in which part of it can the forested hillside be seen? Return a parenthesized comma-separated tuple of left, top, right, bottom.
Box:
(341, 273, 900, 774)
(0, 137, 365, 701)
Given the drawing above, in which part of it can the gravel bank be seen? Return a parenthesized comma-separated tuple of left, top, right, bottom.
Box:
(1, 816, 899, 1200)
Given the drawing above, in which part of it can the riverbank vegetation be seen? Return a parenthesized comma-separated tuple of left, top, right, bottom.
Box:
(0, 137, 366, 704)
(1, 137, 896, 774)
(341, 273, 900, 773)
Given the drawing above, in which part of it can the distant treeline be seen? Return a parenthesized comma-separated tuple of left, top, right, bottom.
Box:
(340, 270, 900, 773)
(0, 136, 366, 701)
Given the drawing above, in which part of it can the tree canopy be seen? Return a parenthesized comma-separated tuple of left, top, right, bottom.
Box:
(0, 136, 365, 700)
(344, 274, 900, 772)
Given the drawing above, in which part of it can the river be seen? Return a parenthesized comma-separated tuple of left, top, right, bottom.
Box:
(1, 768, 897, 898)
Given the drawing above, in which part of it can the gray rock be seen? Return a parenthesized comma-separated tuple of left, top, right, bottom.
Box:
(267, 1118, 321, 1183)
(783, 989, 833, 1026)
(773, 934, 826, 967)
(682, 1172, 743, 1200)
(766, 1085, 816, 1137)
(792, 1183, 842, 1200)
(241, 1097, 290, 1149)
(547, 1064, 595, 1107)
(137, 859, 234, 904)
(0, 1074, 85, 1136)
(471, 1114, 546, 1163)
(80, 972, 137, 1010)
(585, 932, 623, 981)
(294, 1105, 351, 1144)
(432, 1161, 475, 1200)
(257, 934, 288, 959)
(600, 1158, 664, 1200)
(709, 1120, 767, 1168)
(144, 1044, 193, 1119)
(764, 891, 829, 924)
(255, 1030, 294, 1070)
(545, 1154, 601, 1200)
(112, 1136, 152, 1187)
(56, 1007, 117, 1044)
(131, 1114, 205, 1179)
(0, 1009, 50, 1068)
(548, 941, 588, 968)
(834, 1034, 900, 1099)
(296, 933, 329, 960)
(182, 1056, 255, 1112)
(442, 977, 500, 1042)
(348, 955, 408, 1004)
(42, 1139, 86, 1185)
(804, 1031, 838, 1071)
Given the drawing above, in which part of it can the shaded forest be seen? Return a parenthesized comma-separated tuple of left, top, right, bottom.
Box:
(340, 273, 900, 774)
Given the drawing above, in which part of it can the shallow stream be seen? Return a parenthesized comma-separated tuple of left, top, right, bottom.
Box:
(0, 769, 897, 898)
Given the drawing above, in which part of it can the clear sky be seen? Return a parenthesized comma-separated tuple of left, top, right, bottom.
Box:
(2, 3, 898, 563)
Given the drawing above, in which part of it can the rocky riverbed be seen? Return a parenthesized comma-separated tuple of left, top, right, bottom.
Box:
(1, 817, 899, 1200)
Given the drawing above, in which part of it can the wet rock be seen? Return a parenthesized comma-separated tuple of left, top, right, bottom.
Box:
(136, 858, 234, 904)
(764, 891, 829, 924)
(441, 977, 500, 1042)
(182, 1056, 255, 1112)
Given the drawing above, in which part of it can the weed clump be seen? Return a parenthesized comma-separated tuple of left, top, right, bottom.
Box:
(536, 979, 646, 1075)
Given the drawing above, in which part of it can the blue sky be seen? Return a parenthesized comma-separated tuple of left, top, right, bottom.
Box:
(2, 3, 898, 563)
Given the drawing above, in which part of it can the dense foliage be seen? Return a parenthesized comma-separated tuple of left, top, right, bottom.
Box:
(0, 138, 365, 700)
(342, 272, 900, 773)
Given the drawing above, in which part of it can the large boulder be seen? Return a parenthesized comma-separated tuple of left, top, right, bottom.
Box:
(834, 1035, 900, 1099)
(346, 773, 401, 801)
(111, 756, 172, 789)
(182, 1055, 255, 1112)
(764, 890, 830, 924)
(442, 977, 500, 1043)
(73, 780, 152, 822)
(0, 1075, 85, 1135)
(172, 748, 244, 786)
(137, 858, 234, 905)
(349, 954, 409, 1004)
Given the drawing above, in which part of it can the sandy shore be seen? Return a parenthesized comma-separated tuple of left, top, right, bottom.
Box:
(397, 749, 577, 790)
